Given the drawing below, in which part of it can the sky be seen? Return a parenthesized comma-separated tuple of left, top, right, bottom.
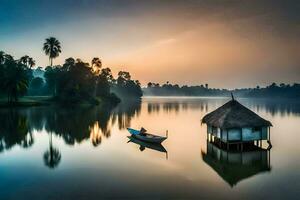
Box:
(0, 0, 299, 88)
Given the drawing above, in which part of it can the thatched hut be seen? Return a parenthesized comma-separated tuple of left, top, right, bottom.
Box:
(202, 97, 272, 148)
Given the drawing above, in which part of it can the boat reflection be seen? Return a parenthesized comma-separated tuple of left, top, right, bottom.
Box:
(127, 136, 168, 159)
(201, 141, 271, 187)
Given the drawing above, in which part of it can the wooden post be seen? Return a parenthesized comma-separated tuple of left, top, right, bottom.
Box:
(268, 127, 271, 142)
(226, 129, 229, 150)
(268, 149, 271, 168)
(260, 127, 263, 147)
(240, 128, 243, 152)
(226, 129, 228, 143)
(260, 140, 262, 147)
(220, 129, 223, 146)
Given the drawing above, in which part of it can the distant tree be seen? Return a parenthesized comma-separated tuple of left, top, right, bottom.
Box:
(30, 77, 45, 90)
(0, 51, 5, 64)
(91, 57, 102, 97)
(114, 71, 142, 98)
(97, 68, 113, 97)
(19, 55, 30, 66)
(117, 71, 131, 86)
(91, 57, 102, 75)
(147, 82, 153, 88)
(44, 66, 61, 96)
(4, 54, 14, 62)
(43, 37, 62, 66)
(62, 57, 75, 71)
(56, 59, 95, 102)
(1, 59, 31, 103)
(270, 82, 277, 88)
(280, 83, 286, 88)
(28, 57, 36, 69)
(205, 83, 208, 89)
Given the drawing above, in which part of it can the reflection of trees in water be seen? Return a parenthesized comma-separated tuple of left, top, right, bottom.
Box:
(89, 122, 103, 146)
(239, 99, 300, 116)
(112, 99, 141, 130)
(163, 102, 180, 113)
(146, 100, 209, 114)
(43, 132, 61, 169)
(0, 99, 142, 152)
(0, 109, 34, 152)
(146, 98, 300, 116)
(147, 103, 160, 114)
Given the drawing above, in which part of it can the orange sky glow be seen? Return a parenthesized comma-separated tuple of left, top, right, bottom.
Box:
(1, 0, 299, 88)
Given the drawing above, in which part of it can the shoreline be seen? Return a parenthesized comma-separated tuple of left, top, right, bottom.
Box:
(0, 96, 119, 108)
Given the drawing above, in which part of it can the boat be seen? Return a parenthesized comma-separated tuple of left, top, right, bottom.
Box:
(127, 136, 167, 153)
(127, 128, 167, 144)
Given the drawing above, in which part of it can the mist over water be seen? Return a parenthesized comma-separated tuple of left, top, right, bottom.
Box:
(0, 97, 299, 199)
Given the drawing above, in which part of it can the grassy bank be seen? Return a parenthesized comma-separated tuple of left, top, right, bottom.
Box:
(0, 95, 120, 108)
(0, 96, 53, 107)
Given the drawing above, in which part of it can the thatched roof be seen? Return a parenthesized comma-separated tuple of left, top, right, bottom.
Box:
(202, 99, 272, 129)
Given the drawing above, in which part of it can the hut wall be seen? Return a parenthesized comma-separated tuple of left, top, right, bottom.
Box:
(221, 129, 228, 141)
(228, 129, 241, 141)
(217, 128, 221, 138)
(212, 127, 218, 136)
(241, 127, 268, 141)
(207, 125, 212, 134)
(207, 126, 269, 142)
(262, 127, 268, 139)
(242, 128, 261, 141)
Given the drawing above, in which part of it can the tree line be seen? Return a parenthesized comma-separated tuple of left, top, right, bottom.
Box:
(144, 82, 300, 98)
(0, 37, 142, 105)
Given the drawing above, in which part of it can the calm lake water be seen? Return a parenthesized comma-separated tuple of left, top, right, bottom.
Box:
(0, 97, 299, 199)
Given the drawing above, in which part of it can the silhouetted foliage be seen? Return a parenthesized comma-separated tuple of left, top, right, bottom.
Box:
(112, 71, 142, 99)
(43, 37, 61, 66)
(42, 57, 121, 104)
(43, 133, 61, 169)
(0, 99, 142, 152)
(144, 82, 300, 98)
(0, 51, 33, 103)
(0, 109, 34, 152)
(1, 36, 142, 105)
(31, 77, 44, 89)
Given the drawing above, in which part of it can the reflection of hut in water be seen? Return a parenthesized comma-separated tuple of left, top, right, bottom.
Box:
(201, 141, 271, 187)
(202, 96, 272, 149)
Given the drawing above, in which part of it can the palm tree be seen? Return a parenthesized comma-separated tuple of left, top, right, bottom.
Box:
(43, 37, 62, 66)
(91, 57, 102, 75)
(91, 57, 102, 97)
(28, 57, 36, 69)
(4, 54, 14, 62)
(43, 132, 61, 169)
(19, 55, 30, 66)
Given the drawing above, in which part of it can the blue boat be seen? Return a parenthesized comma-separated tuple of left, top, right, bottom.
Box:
(127, 128, 167, 144)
